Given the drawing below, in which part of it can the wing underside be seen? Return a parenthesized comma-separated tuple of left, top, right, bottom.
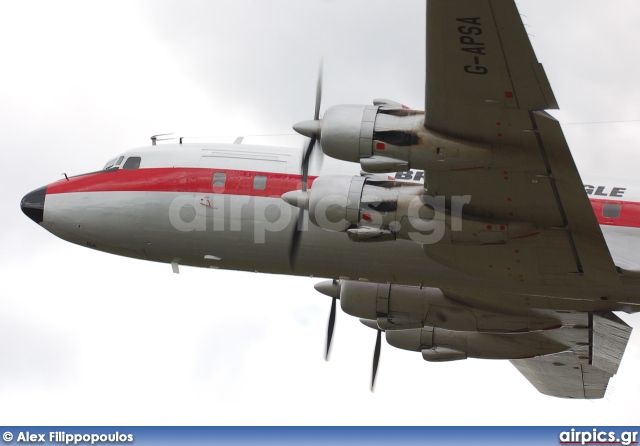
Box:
(426, 0, 558, 139)
(423, 0, 621, 288)
(511, 312, 632, 399)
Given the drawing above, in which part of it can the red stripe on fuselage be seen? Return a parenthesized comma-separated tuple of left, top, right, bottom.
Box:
(47, 168, 316, 198)
(45, 167, 640, 229)
(590, 198, 640, 228)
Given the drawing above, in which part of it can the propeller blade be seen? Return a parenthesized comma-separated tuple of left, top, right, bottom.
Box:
(311, 138, 324, 172)
(301, 60, 323, 186)
(371, 329, 382, 392)
(289, 60, 324, 269)
(289, 206, 305, 269)
(325, 296, 337, 361)
(314, 60, 323, 121)
(301, 135, 316, 191)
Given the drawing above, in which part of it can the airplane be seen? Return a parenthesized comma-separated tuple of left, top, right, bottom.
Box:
(19, 0, 637, 399)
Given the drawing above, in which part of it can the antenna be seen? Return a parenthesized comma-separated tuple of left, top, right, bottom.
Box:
(150, 133, 174, 145)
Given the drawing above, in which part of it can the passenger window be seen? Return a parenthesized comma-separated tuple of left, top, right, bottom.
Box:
(253, 175, 267, 190)
(212, 172, 227, 187)
(602, 203, 621, 219)
(122, 157, 141, 170)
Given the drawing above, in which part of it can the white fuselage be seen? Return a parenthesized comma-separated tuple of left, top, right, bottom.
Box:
(25, 143, 640, 313)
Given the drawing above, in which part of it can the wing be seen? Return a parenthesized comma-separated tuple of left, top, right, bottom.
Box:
(423, 0, 620, 287)
(511, 312, 632, 399)
(426, 0, 557, 138)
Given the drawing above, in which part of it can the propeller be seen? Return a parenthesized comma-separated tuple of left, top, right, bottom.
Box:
(371, 328, 382, 392)
(325, 293, 337, 361)
(288, 204, 306, 269)
(289, 61, 324, 268)
(316, 281, 383, 387)
(314, 280, 340, 361)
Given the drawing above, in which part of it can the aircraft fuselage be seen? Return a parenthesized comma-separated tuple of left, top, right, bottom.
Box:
(20, 143, 640, 314)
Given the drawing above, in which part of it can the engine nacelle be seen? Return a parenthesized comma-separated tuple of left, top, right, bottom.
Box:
(316, 102, 492, 173)
(385, 327, 567, 361)
(320, 104, 417, 172)
(284, 172, 557, 248)
(320, 105, 374, 164)
(284, 175, 424, 241)
(316, 280, 562, 333)
(305, 175, 364, 232)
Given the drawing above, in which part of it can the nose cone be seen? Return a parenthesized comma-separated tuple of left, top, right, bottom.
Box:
(21, 186, 47, 224)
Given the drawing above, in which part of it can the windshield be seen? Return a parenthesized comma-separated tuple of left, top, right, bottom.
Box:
(103, 158, 117, 170)
(102, 156, 125, 170)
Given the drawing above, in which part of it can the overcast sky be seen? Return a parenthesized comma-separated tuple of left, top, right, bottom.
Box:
(2, 0, 640, 425)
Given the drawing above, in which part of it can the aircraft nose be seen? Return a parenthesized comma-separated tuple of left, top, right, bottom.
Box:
(20, 186, 47, 224)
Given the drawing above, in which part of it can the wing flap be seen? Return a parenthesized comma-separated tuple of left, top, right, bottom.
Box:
(487, 2, 558, 111)
(511, 312, 631, 399)
(593, 312, 633, 375)
(531, 63, 559, 110)
(532, 111, 621, 286)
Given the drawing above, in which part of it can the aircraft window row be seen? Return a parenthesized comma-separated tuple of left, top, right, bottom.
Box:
(211, 173, 268, 190)
(602, 203, 621, 219)
(122, 156, 141, 170)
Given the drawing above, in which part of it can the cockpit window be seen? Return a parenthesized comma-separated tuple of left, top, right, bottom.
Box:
(103, 158, 118, 170)
(122, 156, 141, 170)
(115, 156, 125, 166)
